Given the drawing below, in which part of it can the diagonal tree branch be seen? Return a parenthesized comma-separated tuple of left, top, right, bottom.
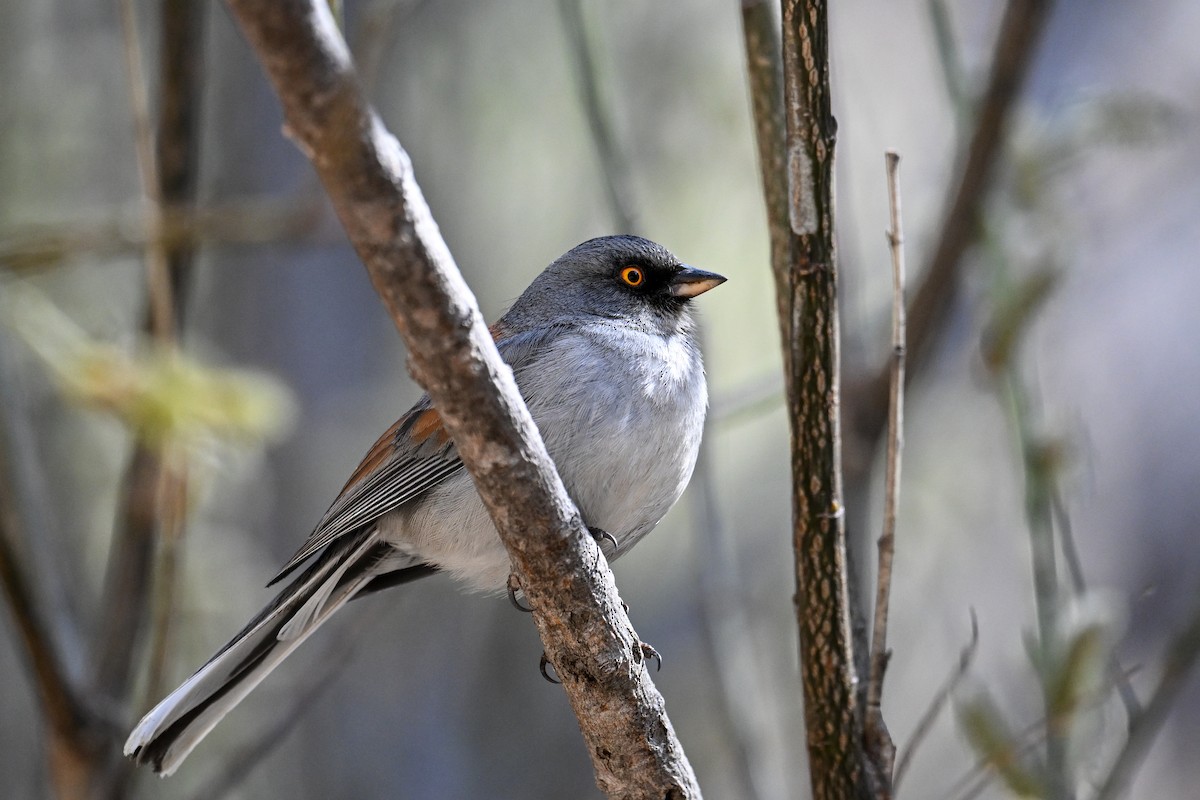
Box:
(222, 2, 700, 797)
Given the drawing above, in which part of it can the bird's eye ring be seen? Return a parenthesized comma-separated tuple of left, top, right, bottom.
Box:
(620, 266, 645, 287)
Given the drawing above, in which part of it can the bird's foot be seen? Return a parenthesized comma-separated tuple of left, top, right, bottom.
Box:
(539, 652, 560, 684)
(588, 526, 620, 552)
(507, 573, 532, 613)
(639, 640, 662, 673)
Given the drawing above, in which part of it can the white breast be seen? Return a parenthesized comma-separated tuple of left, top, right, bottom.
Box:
(525, 323, 707, 548)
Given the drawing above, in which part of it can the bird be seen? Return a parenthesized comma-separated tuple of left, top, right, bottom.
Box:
(124, 234, 726, 775)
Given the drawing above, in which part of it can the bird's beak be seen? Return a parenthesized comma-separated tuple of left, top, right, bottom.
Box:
(669, 266, 727, 298)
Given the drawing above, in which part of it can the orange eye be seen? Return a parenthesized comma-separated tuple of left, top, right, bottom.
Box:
(620, 266, 645, 287)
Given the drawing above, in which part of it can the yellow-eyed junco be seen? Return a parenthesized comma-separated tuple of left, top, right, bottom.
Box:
(125, 235, 725, 774)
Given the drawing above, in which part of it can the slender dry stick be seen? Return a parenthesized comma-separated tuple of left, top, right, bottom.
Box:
(892, 610, 979, 793)
(223, 2, 700, 796)
(864, 151, 907, 783)
(780, 1, 882, 797)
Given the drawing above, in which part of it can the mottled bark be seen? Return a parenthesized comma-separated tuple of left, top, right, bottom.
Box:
(780, 1, 882, 797)
(223, 2, 700, 797)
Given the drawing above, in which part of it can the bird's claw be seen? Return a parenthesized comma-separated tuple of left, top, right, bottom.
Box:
(639, 641, 662, 672)
(589, 526, 619, 552)
(539, 652, 560, 684)
(507, 573, 532, 613)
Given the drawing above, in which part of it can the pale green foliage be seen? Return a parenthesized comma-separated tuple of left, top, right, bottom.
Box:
(1, 282, 295, 448)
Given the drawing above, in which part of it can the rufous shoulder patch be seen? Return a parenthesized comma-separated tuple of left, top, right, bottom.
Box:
(409, 407, 450, 446)
(341, 416, 405, 492)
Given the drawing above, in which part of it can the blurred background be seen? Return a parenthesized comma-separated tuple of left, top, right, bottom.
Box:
(1, 0, 1198, 798)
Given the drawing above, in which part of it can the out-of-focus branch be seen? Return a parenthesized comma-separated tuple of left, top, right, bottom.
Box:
(892, 610, 978, 792)
(779, 1, 880, 797)
(223, 2, 700, 796)
(864, 151, 906, 781)
(154, 0, 207, 324)
(1049, 492, 1142, 722)
(740, 0, 791, 355)
(557, 0, 639, 233)
(0, 379, 99, 800)
(0, 198, 326, 273)
(94, 0, 204, 724)
(844, 0, 1055, 479)
(1094, 599, 1200, 800)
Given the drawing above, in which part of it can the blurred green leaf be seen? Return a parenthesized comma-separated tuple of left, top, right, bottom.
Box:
(980, 266, 1060, 373)
(1, 282, 295, 448)
(1047, 621, 1106, 728)
(958, 690, 1048, 798)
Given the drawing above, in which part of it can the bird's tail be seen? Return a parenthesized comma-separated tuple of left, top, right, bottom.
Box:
(124, 529, 385, 775)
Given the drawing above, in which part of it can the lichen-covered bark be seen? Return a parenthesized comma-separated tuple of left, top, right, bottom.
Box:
(224, 2, 700, 796)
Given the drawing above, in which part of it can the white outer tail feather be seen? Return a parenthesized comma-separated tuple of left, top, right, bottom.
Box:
(124, 532, 381, 775)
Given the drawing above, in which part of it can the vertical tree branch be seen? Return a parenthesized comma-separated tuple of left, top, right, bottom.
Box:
(223, 2, 700, 797)
(779, 2, 880, 797)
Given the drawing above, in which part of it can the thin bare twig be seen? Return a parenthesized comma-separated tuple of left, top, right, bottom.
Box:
(865, 151, 907, 781)
(893, 610, 979, 792)
(223, 2, 700, 795)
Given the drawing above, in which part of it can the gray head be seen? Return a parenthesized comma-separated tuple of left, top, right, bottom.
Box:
(504, 235, 725, 333)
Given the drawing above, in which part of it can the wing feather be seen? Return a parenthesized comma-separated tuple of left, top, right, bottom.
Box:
(266, 326, 552, 587)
